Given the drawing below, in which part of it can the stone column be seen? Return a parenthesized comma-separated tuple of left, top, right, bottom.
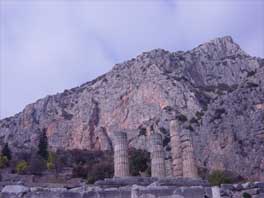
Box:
(114, 131, 129, 177)
(149, 133, 166, 177)
(170, 120, 183, 177)
(181, 130, 198, 178)
(165, 159, 173, 177)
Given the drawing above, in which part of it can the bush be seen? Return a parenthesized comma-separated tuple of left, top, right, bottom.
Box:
(87, 161, 114, 184)
(16, 160, 28, 174)
(208, 170, 240, 186)
(28, 155, 47, 175)
(243, 192, 252, 198)
(129, 148, 150, 176)
(176, 114, 188, 122)
(0, 155, 8, 169)
(47, 152, 56, 170)
(72, 164, 90, 178)
(2, 143, 12, 160)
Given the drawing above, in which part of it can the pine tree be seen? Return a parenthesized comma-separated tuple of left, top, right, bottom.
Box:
(37, 128, 48, 160)
(2, 143, 12, 160)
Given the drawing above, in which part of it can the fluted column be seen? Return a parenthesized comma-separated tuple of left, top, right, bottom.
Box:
(114, 131, 129, 177)
(181, 130, 198, 178)
(170, 120, 183, 177)
(149, 133, 166, 177)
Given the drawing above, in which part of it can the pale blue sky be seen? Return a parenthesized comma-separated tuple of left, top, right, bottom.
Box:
(0, 0, 264, 118)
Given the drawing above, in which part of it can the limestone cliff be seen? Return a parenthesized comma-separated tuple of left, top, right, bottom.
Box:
(0, 36, 263, 180)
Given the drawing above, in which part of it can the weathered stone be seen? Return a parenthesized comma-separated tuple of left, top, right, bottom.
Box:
(60, 192, 82, 198)
(95, 177, 157, 187)
(114, 131, 129, 177)
(170, 120, 183, 177)
(212, 186, 221, 198)
(149, 133, 166, 178)
(181, 130, 198, 178)
(1, 185, 29, 194)
(255, 182, 264, 188)
(156, 178, 209, 187)
(165, 159, 173, 177)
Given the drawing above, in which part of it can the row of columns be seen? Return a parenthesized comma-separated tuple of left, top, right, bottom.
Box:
(113, 120, 198, 178)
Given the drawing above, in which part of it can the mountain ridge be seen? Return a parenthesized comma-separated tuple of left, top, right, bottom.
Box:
(0, 36, 263, 180)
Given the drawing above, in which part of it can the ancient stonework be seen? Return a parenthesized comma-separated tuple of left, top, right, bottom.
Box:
(149, 133, 166, 178)
(169, 120, 183, 177)
(181, 129, 199, 178)
(114, 131, 130, 177)
(169, 120, 198, 178)
(2, 180, 264, 198)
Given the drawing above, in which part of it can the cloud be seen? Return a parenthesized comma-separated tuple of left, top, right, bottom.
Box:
(0, 0, 263, 118)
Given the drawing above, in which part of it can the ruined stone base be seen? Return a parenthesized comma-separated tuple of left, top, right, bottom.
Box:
(1, 179, 264, 198)
(94, 177, 209, 188)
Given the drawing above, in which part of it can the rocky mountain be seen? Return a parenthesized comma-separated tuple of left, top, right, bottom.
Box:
(0, 36, 263, 180)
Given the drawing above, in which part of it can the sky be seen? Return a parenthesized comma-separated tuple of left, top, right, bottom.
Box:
(0, 0, 264, 119)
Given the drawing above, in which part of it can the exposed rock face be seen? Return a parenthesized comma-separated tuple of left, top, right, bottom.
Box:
(0, 36, 263, 180)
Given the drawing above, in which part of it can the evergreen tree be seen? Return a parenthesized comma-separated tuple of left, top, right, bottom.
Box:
(37, 128, 48, 160)
(2, 143, 12, 160)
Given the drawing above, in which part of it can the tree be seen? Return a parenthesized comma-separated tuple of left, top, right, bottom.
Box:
(28, 155, 46, 175)
(2, 143, 12, 160)
(37, 128, 48, 160)
(129, 148, 150, 176)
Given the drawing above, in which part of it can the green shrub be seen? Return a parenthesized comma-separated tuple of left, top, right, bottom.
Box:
(208, 170, 232, 186)
(243, 192, 252, 198)
(0, 155, 8, 169)
(129, 148, 150, 176)
(16, 160, 28, 174)
(71, 151, 114, 183)
(47, 162, 54, 170)
(87, 161, 114, 184)
(47, 152, 56, 170)
(2, 143, 12, 160)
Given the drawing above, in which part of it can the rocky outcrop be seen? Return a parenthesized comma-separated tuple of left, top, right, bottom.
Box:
(194, 66, 264, 180)
(0, 36, 263, 180)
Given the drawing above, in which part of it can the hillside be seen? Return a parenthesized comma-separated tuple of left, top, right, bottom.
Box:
(0, 36, 263, 180)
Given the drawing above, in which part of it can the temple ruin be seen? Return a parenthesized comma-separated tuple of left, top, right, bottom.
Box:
(113, 120, 198, 179)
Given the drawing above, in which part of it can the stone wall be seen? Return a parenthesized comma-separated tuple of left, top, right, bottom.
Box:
(0, 180, 263, 198)
(219, 182, 264, 198)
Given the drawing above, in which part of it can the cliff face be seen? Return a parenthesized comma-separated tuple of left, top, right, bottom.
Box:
(0, 36, 263, 179)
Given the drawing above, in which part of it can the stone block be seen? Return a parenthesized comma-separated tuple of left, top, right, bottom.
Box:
(60, 192, 82, 198)
(1, 185, 29, 195)
(178, 186, 207, 198)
